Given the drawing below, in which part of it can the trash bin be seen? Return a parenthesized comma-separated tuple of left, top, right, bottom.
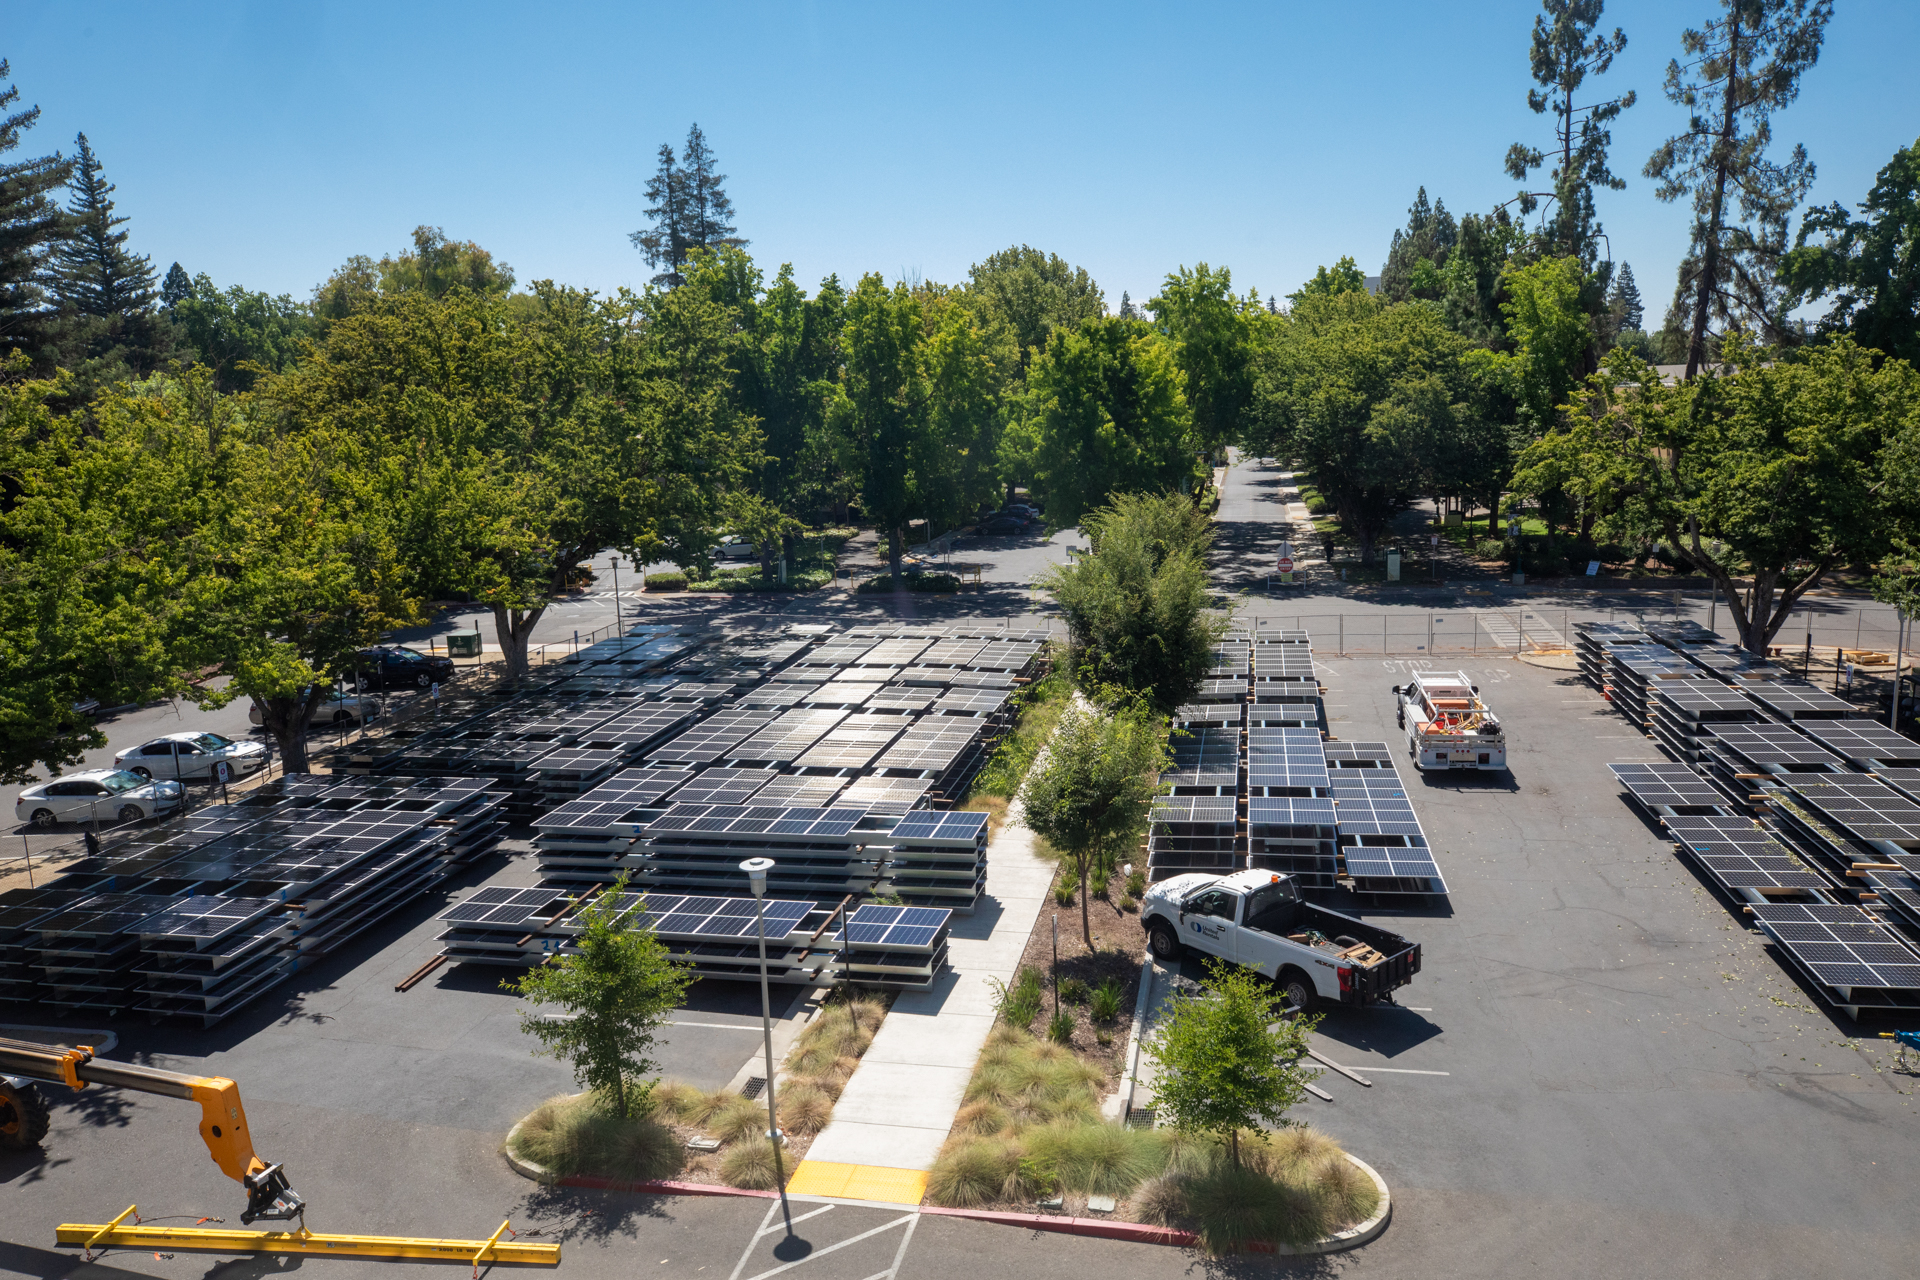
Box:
(445, 633, 482, 658)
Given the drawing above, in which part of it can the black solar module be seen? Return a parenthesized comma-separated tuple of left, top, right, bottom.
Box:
(1799, 721, 1920, 766)
(1609, 762, 1729, 809)
(1663, 815, 1828, 890)
(1784, 776, 1920, 846)
(1749, 902, 1920, 991)
(1735, 679, 1858, 719)
(1704, 723, 1845, 769)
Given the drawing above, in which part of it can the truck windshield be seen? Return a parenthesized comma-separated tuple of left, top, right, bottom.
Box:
(1243, 880, 1299, 923)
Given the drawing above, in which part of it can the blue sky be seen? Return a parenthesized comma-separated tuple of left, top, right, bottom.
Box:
(9, 1, 1918, 319)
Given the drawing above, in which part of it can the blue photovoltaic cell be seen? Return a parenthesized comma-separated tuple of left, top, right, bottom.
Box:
(899, 908, 948, 928)
(654, 913, 707, 933)
(764, 902, 812, 928)
(884, 925, 940, 948)
(846, 922, 889, 943)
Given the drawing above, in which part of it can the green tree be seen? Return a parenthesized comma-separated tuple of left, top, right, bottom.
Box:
(964, 244, 1105, 377)
(161, 261, 191, 310)
(1465, 256, 1593, 433)
(1038, 491, 1230, 713)
(1504, 0, 1636, 263)
(1609, 260, 1645, 335)
(630, 124, 743, 289)
(48, 133, 155, 319)
(1379, 189, 1458, 304)
(1515, 336, 1919, 653)
(172, 273, 313, 392)
(1780, 136, 1920, 368)
(1644, 0, 1832, 378)
(1149, 263, 1256, 456)
(1025, 316, 1200, 525)
(0, 60, 72, 360)
(1286, 257, 1368, 304)
(1142, 959, 1319, 1167)
(507, 877, 695, 1120)
(1019, 701, 1169, 948)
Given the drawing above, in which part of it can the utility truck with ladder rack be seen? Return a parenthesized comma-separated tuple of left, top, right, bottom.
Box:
(1139, 870, 1421, 1012)
(1394, 670, 1506, 771)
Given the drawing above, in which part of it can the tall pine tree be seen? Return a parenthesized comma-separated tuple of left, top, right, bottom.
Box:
(0, 59, 72, 358)
(161, 261, 191, 310)
(629, 124, 744, 288)
(679, 124, 741, 257)
(49, 133, 155, 318)
(1609, 261, 1644, 332)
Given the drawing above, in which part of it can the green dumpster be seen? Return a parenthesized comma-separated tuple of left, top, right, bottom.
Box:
(445, 632, 482, 658)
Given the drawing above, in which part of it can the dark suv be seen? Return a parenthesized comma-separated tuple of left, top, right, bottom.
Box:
(347, 645, 456, 689)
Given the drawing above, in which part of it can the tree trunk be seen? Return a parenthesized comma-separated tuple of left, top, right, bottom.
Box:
(256, 689, 323, 775)
(1686, 15, 1741, 382)
(492, 603, 546, 684)
(889, 524, 905, 585)
(1486, 493, 1501, 537)
(1079, 845, 1095, 950)
(1229, 1127, 1240, 1169)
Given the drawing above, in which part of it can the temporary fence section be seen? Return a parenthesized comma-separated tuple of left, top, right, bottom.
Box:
(1593, 617, 1920, 1020)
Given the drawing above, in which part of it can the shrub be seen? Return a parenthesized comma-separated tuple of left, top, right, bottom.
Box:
(1052, 879, 1076, 907)
(786, 994, 886, 1075)
(719, 1136, 785, 1190)
(1089, 866, 1109, 898)
(1473, 538, 1509, 562)
(509, 1091, 684, 1182)
(777, 1083, 834, 1136)
(1118, 894, 1137, 913)
(1047, 1009, 1076, 1044)
(1124, 870, 1146, 898)
(953, 1100, 1010, 1136)
(1060, 977, 1090, 1005)
(1089, 977, 1124, 1023)
(1304, 495, 1330, 515)
(644, 572, 687, 592)
(856, 571, 960, 594)
(1025, 1121, 1166, 1196)
(991, 968, 1045, 1029)
(707, 1094, 769, 1144)
(926, 1137, 1017, 1208)
(1133, 1172, 1191, 1226)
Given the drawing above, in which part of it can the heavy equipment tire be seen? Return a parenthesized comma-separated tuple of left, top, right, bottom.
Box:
(29, 808, 55, 829)
(117, 805, 143, 824)
(1147, 921, 1183, 963)
(0, 1081, 51, 1149)
(1277, 967, 1317, 1015)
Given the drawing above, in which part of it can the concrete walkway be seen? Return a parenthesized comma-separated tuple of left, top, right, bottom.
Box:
(786, 797, 1056, 1204)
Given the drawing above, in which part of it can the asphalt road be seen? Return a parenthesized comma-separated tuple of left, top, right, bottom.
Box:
(7, 458, 1920, 1278)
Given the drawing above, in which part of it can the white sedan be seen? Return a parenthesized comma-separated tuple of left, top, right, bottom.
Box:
(113, 731, 270, 783)
(248, 690, 381, 727)
(15, 769, 184, 829)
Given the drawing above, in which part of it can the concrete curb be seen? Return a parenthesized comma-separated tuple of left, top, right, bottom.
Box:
(919, 1152, 1390, 1256)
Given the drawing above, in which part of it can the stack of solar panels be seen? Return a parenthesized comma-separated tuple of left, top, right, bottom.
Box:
(838, 775, 935, 816)
(532, 766, 694, 883)
(1247, 781, 1338, 887)
(434, 884, 575, 965)
(0, 887, 91, 1003)
(1146, 795, 1239, 881)
(1677, 643, 1789, 683)
(1174, 701, 1245, 731)
(631, 802, 881, 901)
(1770, 775, 1920, 927)
(1608, 762, 1734, 818)
(1327, 757, 1446, 896)
(879, 810, 989, 911)
(1574, 621, 1651, 692)
(1746, 901, 1920, 1018)
(646, 706, 783, 766)
(131, 895, 293, 1026)
(791, 713, 909, 772)
(1323, 741, 1398, 772)
(1608, 649, 1702, 732)
(30, 892, 187, 1016)
(1252, 640, 1319, 728)
(1649, 681, 1770, 762)
(833, 904, 952, 988)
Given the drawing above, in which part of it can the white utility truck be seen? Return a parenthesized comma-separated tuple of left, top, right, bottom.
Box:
(1393, 670, 1506, 771)
(1139, 869, 1421, 1012)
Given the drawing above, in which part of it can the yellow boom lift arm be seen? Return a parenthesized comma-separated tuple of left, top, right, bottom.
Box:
(0, 1035, 304, 1225)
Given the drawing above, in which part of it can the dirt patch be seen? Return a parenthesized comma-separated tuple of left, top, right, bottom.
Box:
(1014, 864, 1148, 1084)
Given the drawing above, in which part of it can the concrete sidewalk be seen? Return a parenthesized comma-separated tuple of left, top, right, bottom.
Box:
(787, 799, 1056, 1204)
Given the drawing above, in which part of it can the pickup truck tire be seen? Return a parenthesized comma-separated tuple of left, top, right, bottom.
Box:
(1277, 967, 1316, 1015)
(1147, 921, 1184, 963)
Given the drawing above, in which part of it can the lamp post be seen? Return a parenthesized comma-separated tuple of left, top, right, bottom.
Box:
(740, 856, 786, 1202)
(609, 555, 622, 637)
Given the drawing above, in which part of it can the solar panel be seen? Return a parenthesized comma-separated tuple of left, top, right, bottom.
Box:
(1749, 902, 1920, 991)
(1704, 722, 1845, 769)
(1248, 797, 1338, 828)
(1784, 776, 1920, 846)
(1663, 815, 1828, 890)
(1609, 762, 1728, 809)
(1736, 680, 1858, 719)
(1799, 721, 1920, 766)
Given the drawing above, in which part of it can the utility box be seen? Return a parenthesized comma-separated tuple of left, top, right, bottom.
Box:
(445, 632, 482, 658)
(1386, 551, 1401, 581)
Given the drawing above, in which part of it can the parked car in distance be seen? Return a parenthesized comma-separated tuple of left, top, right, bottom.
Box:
(347, 645, 456, 689)
(979, 514, 1032, 535)
(248, 689, 381, 727)
(715, 535, 759, 561)
(15, 768, 184, 828)
(1004, 503, 1042, 520)
(113, 731, 270, 783)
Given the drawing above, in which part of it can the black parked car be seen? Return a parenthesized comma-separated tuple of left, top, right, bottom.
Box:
(980, 513, 1033, 535)
(348, 645, 456, 689)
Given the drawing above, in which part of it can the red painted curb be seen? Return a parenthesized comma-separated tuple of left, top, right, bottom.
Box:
(918, 1206, 1199, 1248)
(559, 1175, 777, 1200)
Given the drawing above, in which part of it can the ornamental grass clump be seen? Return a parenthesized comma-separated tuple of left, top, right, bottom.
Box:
(509, 1090, 683, 1182)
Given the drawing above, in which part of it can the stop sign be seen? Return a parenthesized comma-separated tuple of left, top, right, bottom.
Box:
(1277, 556, 1294, 574)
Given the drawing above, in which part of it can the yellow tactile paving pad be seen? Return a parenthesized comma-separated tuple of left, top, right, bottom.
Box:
(785, 1160, 928, 1205)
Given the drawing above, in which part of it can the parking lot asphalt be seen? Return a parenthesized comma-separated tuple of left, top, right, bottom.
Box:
(9, 460, 1920, 1279)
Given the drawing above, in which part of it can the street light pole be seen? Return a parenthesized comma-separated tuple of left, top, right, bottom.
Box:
(609, 555, 622, 637)
(741, 856, 787, 1217)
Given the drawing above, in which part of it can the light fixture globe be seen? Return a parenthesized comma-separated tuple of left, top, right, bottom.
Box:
(740, 856, 774, 897)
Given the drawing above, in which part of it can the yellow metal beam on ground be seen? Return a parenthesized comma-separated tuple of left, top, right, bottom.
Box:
(56, 1216, 560, 1266)
(786, 1160, 928, 1205)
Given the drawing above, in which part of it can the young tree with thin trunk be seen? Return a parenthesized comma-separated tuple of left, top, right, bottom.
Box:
(1644, 0, 1831, 379)
(507, 876, 694, 1120)
(1143, 959, 1319, 1167)
(1019, 701, 1168, 949)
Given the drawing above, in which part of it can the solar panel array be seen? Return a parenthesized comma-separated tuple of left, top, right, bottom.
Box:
(1749, 902, 1920, 1005)
(1609, 762, 1729, 812)
(1664, 816, 1828, 891)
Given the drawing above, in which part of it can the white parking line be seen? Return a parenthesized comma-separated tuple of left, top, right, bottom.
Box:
(1363, 1068, 1451, 1075)
(669, 1020, 764, 1030)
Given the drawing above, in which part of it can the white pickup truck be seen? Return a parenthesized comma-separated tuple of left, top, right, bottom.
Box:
(1394, 670, 1506, 771)
(1140, 869, 1421, 1011)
